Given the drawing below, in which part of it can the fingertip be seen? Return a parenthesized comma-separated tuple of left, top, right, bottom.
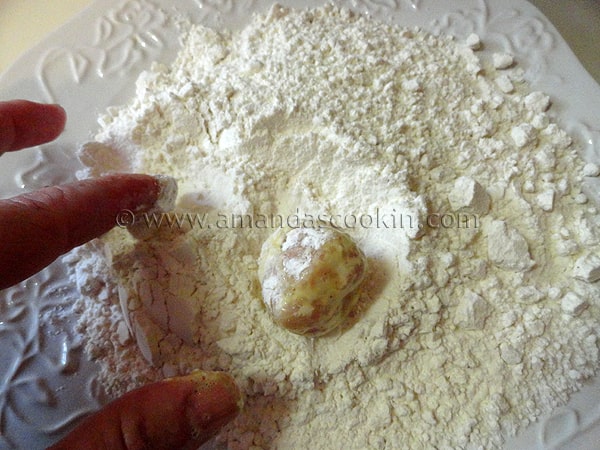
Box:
(181, 371, 242, 443)
(0, 100, 67, 152)
(46, 103, 67, 138)
(27, 101, 67, 146)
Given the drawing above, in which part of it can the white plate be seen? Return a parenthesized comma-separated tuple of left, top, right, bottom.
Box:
(1, 0, 599, 448)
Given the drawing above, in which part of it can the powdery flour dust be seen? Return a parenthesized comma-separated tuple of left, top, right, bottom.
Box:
(65, 4, 600, 449)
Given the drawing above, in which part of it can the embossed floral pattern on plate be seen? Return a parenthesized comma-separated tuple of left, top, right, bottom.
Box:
(0, 0, 599, 448)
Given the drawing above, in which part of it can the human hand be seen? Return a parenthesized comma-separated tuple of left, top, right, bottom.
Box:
(49, 371, 241, 450)
(0, 100, 167, 289)
(0, 100, 241, 449)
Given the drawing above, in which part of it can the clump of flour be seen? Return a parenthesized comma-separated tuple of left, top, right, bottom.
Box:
(66, 4, 600, 449)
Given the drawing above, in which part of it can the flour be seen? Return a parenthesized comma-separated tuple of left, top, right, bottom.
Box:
(66, 4, 600, 449)
(280, 228, 331, 280)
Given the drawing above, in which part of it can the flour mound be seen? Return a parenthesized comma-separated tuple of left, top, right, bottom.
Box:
(68, 4, 600, 449)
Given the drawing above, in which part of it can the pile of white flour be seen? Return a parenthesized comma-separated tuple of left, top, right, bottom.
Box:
(66, 4, 600, 449)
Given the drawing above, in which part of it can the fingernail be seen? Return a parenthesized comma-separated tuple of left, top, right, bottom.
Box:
(151, 174, 178, 212)
(181, 371, 242, 442)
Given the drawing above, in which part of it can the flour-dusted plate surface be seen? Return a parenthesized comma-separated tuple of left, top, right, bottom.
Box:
(0, 1, 599, 449)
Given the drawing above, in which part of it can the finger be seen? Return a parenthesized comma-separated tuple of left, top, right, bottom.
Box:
(48, 371, 242, 450)
(0, 100, 66, 153)
(0, 174, 166, 290)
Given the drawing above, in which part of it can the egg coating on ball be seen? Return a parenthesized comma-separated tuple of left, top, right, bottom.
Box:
(258, 226, 367, 337)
